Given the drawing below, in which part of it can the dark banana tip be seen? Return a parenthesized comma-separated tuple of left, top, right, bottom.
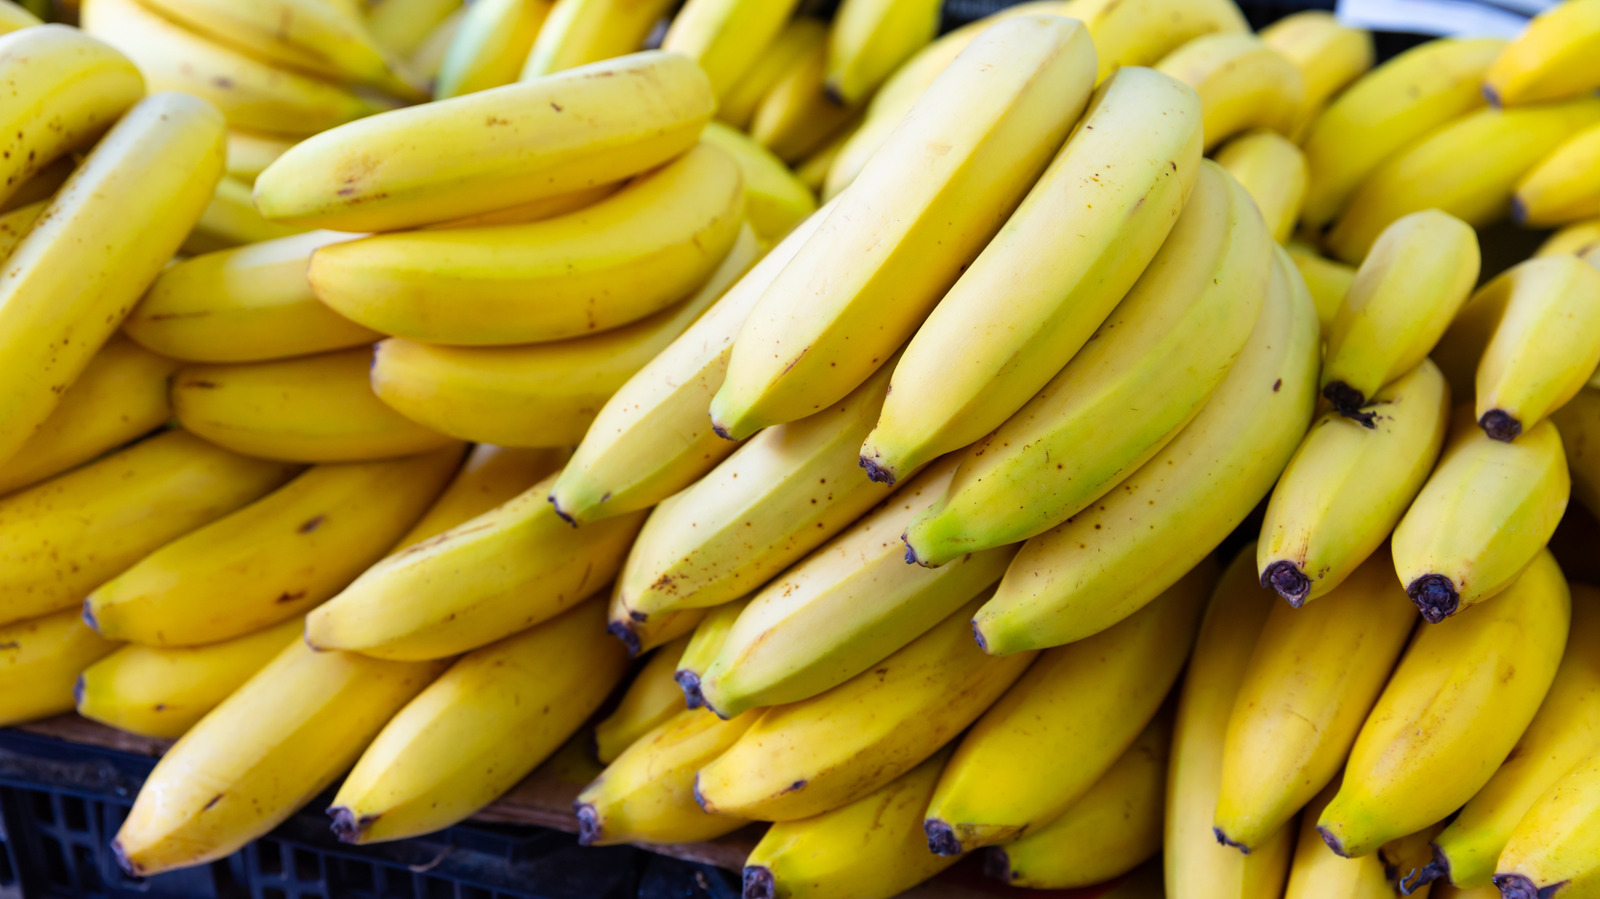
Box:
(573, 802, 601, 846)
(858, 455, 895, 485)
(1317, 826, 1351, 858)
(605, 620, 642, 657)
(547, 495, 577, 527)
(822, 82, 847, 108)
(710, 421, 735, 442)
(80, 600, 98, 633)
(72, 674, 86, 707)
(1510, 196, 1529, 227)
(924, 819, 963, 857)
(1213, 827, 1251, 855)
(901, 533, 921, 566)
(675, 670, 705, 710)
(981, 847, 1014, 882)
(1480, 409, 1522, 442)
(1492, 873, 1553, 899)
(110, 838, 141, 878)
(1262, 561, 1311, 607)
(970, 620, 990, 654)
(691, 774, 712, 813)
(1323, 381, 1367, 416)
(742, 866, 776, 899)
(327, 806, 368, 844)
(1482, 83, 1502, 108)
(1407, 574, 1460, 624)
(1399, 849, 1447, 894)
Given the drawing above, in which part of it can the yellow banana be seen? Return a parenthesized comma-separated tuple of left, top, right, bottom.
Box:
(1166, 545, 1295, 899)
(700, 123, 817, 242)
(708, 15, 1097, 439)
(1284, 780, 1397, 899)
(576, 707, 756, 846)
(1536, 217, 1600, 258)
(825, 0, 941, 105)
(748, 35, 865, 164)
(698, 458, 1016, 719)
(1514, 122, 1600, 228)
(694, 591, 1035, 822)
(368, 225, 758, 447)
(1214, 550, 1418, 853)
(254, 50, 713, 231)
(861, 66, 1205, 486)
(0, 608, 119, 726)
(395, 443, 569, 549)
(548, 203, 828, 526)
(592, 634, 692, 764)
(971, 246, 1319, 652)
(405, 5, 464, 82)
(126, 231, 380, 364)
(1214, 130, 1308, 244)
(1257, 11, 1373, 123)
(1068, 0, 1249, 83)
(1493, 746, 1600, 898)
(1483, 0, 1600, 107)
(0, 0, 39, 31)
(1317, 549, 1571, 859)
(0, 335, 178, 496)
(309, 143, 743, 345)
(434, 0, 549, 98)
(1475, 252, 1600, 440)
(799, 116, 860, 196)
(0, 430, 298, 626)
(182, 175, 309, 255)
(421, 182, 620, 229)
(612, 607, 706, 658)
(366, 0, 461, 59)
(673, 596, 748, 709)
(519, 0, 675, 79)
(901, 160, 1269, 567)
(1434, 258, 1559, 401)
(1320, 209, 1479, 415)
(741, 748, 960, 899)
(1327, 99, 1600, 263)
(305, 470, 646, 659)
(1258, 360, 1451, 606)
(1393, 408, 1569, 622)
(0, 92, 223, 469)
(2, 155, 73, 214)
(1154, 33, 1303, 150)
(224, 130, 296, 185)
(1298, 37, 1503, 231)
(329, 598, 627, 843)
(1553, 388, 1600, 520)
(85, 447, 462, 646)
(113, 641, 448, 876)
(75, 617, 302, 738)
(717, 17, 826, 130)
(923, 565, 1209, 854)
(1285, 239, 1355, 335)
(172, 348, 459, 463)
(660, 0, 803, 100)
(0, 199, 45, 260)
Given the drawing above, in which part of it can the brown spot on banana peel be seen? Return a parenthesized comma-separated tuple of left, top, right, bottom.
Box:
(1480, 409, 1522, 442)
(1262, 561, 1312, 607)
(1407, 574, 1460, 624)
(743, 866, 776, 899)
(925, 819, 964, 856)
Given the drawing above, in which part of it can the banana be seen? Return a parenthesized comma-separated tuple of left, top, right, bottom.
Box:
(860, 67, 1204, 487)
(305, 470, 646, 659)
(183, 175, 310, 255)
(593, 634, 692, 764)
(519, 0, 675, 79)
(1213, 549, 1418, 853)
(1475, 253, 1600, 441)
(1214, 130, 1307, 244)
(708, 16, 1097, 439)
(697, 458, 1016, 719)
(1068, 0, 1248, 82)
(75, 617, 302, 739)
(1285, 240, 1355, 335)
(173, 348, 459, 463)
(741, 748, 960, 899)
(85, 447, 462, 646)
(224, 130, 297, 185)
(0, 0, 39, 31)
(254, 51, 713, 232)
(1483, 0, 1600, 107)
(547, 202, 829, 526)
(1166, 545, 1295, 899)
(1553, 388, 1600, 520)
(700, 123, 817, 242)
(309, 143, 744, 345)
(576, 706, 755, 846)
(1258, 360, 1451, 606)
(366, 0, 460, 59)
(126, 231, 379, 365)
(1536, 218, 1600, 258)
(971, 245, 1319, 653)
(1257, 11, 1373, 122)
(748, 35, 865, 164)
(1154, 34, 1303, 150)
(717, 18, 827, 130)
(801, 117, 861, 196)
(985, 712, 1170, 889)
(1298, 38, 1504, 232)
(0, 25, 142, 209)
(435, 0, 549, 98)
(0, 199, 45, 260)
(1434, 257, 1561, 402)
(368, 225, 758, 447)
(922, 564, 1209, 854)
(673, 596, 748, 709)
(0, 430, 298, 626)
(421, 182, 620, 229)
(1383, 821, 1449, 894)
(1326, 99, 1600, 264)
(612, 607, 706, 658)
(1514, 122, 1600, 228)
(405, 5, 464, 82)
(396, 444, 569, 549)
(693, 591, 1035, 822)
(113, 641, 448, 876)
(2, 155, 73, 214)
(609, 358, 898, 630)
(1493, 746, 1600, 898)
(659, 0, 803, 100)
(1316, 548, 1571, 859)
(0, 336, 178, 496)
(329, 598, 627, 843)
(1284, 780, 1396, 899)
(0, 92, 224, 470)
(825, 0, 941, 106)
(0, 608, 119, 726)
(1425, 586, 1600, 889)
(901, 160, 1268, 567)
(1393, 408, 1569, 623)
(1320, 209, 1479, 415)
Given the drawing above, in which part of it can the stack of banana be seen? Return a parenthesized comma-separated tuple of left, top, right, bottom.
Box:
(3, 0, 1600, 897)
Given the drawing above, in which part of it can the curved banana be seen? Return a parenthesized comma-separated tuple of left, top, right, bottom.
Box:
(396, 443, 569, 549)
(1393, 408, 1569, 622)
(1258, 360, 1451, 606)
(0, 336, 178, 496)
(717, 18, 827, 130)
(1154, 34, 1303, 150)
(183, 176, 310, 255)
(1483, 0, 1600, 107)
(0, 199, 45, 260)
(173, 348, 459, 463)
(1214, 130, 1307, 244)
(1284, 780, 1395, 899)
(1285, 240, 1355, 335)
(1434, 259, 1543, 401)
(693, 591, 1035, 822)
(1326, 99, 1600, 264)
(0, 608, 119, 727)
(901, 160, 1269, 567)
(75, 618, 302, 739)
(366, 0, 461, 59)
(700, 123, 817, 243)
(825, 0, 941, 106)
(593, 634, 692, 764)
(305, 470, 646, 660)
(659, 0, 803, 100)
(112, 641, 448, 876)
(85, 447, 462, 646)
(1475, 253, 1600, 440)
(0, 430, 298, 626)
(1068, 0, 1248, 82)
(1514, 122, 1600, 228)
(1493, 746, 1600, 898)
(971, 246, 1319, 653)
(1553, 388, 1600, 520)
(1536, 218, 1600, 258)
(309, 143, 743, 345)
(1257, 11, 1373, 123)
(519, 0, 673, 79)
(225, 130, 300, 186)
(673, 597, 748, 709)
(434, 0, 549, 98)
(254, 50, 713, 231)
(0, 92, 224, 469)
(862, 67, 1204, 487)
(922, 565, 1209, 854)
(1316, 549, 1571, 859)
(709, 16, 1098, 439)
(748, 35, 865, 164)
